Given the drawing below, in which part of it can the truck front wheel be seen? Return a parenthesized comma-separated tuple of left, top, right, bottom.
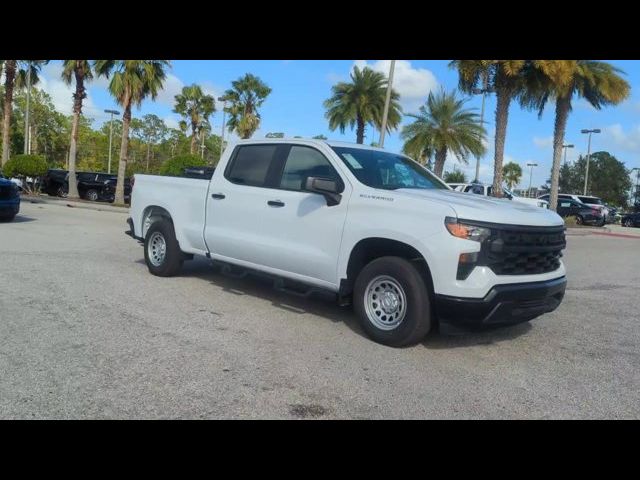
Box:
(144, 219, 183, 277)
(354, 256, 432, 347)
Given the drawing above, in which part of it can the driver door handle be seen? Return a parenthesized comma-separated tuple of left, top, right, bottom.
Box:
(267, 200, 285, 207)
(211, 193, 226, 200)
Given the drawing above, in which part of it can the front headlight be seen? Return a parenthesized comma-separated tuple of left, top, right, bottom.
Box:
(445, 217, 491, 242)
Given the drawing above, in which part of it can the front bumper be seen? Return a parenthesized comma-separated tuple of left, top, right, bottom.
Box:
(434, 276, 566, 333)
(0, 199, 20, 216)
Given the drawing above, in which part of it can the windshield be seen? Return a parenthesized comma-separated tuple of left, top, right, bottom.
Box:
(331, 146, 448, 190)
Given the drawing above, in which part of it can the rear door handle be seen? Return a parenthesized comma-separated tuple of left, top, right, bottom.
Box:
(268, 200, 285, 207)
(211, 193, 226, 200)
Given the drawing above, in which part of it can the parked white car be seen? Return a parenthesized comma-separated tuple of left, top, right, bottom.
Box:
(447, 182, 549, 208)
(127, 139, 567, 347)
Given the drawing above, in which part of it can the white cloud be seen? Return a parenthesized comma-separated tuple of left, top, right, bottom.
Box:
(326, 72, 346, 84)
(600, 123, 640, 153)
(38, 62, 103, 121)
(353, 60, 438, 112)
(163, 115, 180, 130)
(155, 73, 185, 107)
(533, 136, 553, 149)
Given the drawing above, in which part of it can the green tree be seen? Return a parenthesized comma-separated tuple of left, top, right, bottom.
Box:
(2, 61, 47, 165)
(443, 169, 467, 183)
(520, 60, 630, 211)
(400, 88, 485, 178)
(502, 161, 523, 190)
(324, 66, 401, 144)
(159, 153, 207, 176)
(173, 84, 215, 154)
(451, 60, 526, 197)
(3, 154, 47, 194)
(94, 60, 170, 204)
(572, 152, 631, 206)
(224, 73, 271, 139)
(312, 134, 328, 140)
(61, 60, 93, 198)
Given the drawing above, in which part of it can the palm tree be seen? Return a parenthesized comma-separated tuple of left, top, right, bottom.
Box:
(2, 60, 46, 166)
(224, 73, 271, 139)
(502, 161, 523, 190)
(94, 60, 170, 204)
(520, 60, 630, 211)
(400, 88, 485, 178)
(173, 84, 215, 154)
(324, 66, 401, 144)
(61, 60, 93, 199)
(451, 60, 526, 197)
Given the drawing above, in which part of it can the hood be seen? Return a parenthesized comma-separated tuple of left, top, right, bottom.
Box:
(0, 177, 14, 187)
(394, 188, 564, 227)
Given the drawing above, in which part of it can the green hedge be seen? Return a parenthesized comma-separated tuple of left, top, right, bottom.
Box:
(3, 154, 48, 178)
(159, 154, 207, 177)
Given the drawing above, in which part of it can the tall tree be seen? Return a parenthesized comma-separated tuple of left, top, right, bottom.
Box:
(61, 60, 93, 199)
(224, 73, 271, 139)
(520, 60, 630, 211)
(502, 161, 523, 190)
(2, 60, 46, 166)
(451, 60, 526, 197)
(173, 84, 215, 154)
(400, 88, 485, 178)
(94, 60, 170, 204)
(324, 66, 401, 144)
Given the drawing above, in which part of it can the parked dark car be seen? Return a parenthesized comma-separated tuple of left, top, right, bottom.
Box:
(0, 175, 20, 221)
(556, 198, 604, 226)
(41, 169, 131, 203)
(621, 212, 640, 228)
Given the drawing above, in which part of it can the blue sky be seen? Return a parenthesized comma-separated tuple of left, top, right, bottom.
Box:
(37, 60, 640, 190)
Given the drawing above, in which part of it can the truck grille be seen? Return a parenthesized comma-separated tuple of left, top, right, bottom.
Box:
(484, 226, 566, 276)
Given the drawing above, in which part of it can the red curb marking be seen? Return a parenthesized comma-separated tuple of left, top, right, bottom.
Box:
(591, 232, 640, 239)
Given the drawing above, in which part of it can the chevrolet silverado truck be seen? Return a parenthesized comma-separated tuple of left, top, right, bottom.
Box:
(126, 139, 567, 347)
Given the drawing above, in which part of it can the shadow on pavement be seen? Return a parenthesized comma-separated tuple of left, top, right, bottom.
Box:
(138, 256, 536, 348)
(3, 215, 36, 224)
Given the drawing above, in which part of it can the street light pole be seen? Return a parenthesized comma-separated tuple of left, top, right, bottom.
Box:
(562, 143, 574, 166)
(471, 72, 495, 182)
(581, 128, 600, 195)
(217, 96, 228, 158)
(24, 61, 32, 154)
(632, 167, 640, 207)
(527, 163, 538, 197)
(104, 109, 120, 174)
(378, 60, 396, 148)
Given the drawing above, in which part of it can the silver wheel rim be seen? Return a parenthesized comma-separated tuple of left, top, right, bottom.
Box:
(364, 275, 407, 331)
(88, 190, 98, 201)
(148, 232, 167, 267)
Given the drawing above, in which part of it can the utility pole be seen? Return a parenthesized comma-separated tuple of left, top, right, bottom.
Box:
(378, 60, 396, 148)
(104, 109, 120, 174)
(562, 143, 574, 166)
(471, 71, 495, 182)
(217, 96, 228, 158)
(581, 128, 600, 195)
(527, 163, 538, 198)
(24, 61, 32, 154)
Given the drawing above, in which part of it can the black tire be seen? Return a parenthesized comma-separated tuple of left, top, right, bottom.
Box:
(623, 219, 633, 227)
(56, 186, 68, 198)
(85, 189, 99, 202)
(574, 215, 583, 225)
(353, 256, 431, 347)
(143, 219, 183, 277)
(0, 214, 16, 222)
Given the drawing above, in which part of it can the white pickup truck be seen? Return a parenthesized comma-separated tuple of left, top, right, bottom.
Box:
(126, 139, 567, 347)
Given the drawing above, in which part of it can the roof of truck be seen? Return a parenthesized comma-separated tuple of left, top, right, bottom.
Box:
(231, 137, 390, 152)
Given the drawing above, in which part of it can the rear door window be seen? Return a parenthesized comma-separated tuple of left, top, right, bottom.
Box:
(225, 145, 279, 187)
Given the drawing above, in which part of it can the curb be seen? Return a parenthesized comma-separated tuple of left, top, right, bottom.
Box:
(23, 195, 129, 214)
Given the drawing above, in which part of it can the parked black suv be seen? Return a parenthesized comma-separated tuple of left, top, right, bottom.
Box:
(556, 198, 604, 225)
(621, 212, 640, 228)
(41, 169, 131, 203)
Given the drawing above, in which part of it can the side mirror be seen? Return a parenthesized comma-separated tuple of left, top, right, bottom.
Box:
(305, 176, 342, 206)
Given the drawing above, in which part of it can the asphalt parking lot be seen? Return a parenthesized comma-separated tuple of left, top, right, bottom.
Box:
(1, 201, 639, 419)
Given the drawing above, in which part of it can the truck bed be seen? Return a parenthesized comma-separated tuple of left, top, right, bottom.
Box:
(130, 174, 211, 255)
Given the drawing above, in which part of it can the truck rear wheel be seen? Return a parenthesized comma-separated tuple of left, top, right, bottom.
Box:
(144, 219, 183, 277)
(353, 256, 431, 347)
